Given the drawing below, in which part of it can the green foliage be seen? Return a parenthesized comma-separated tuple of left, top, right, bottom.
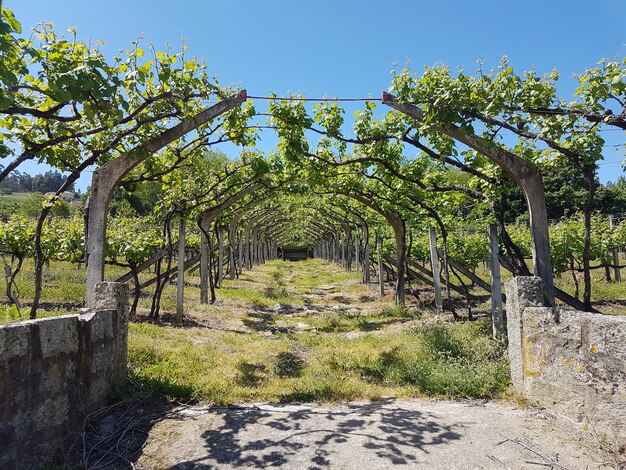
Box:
(550, 214, 612, 275)
(0, 304, 21, 323)
(0, 215, 34, 258)
(444, 233, 489, 270)
(107, 217, 162, 266)
(42, 216, 84, 262)
(506, 224, 533, 258)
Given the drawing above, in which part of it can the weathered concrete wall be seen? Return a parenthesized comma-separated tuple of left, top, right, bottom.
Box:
(506, 277, 626, 452)
(0, 282, 129, 469)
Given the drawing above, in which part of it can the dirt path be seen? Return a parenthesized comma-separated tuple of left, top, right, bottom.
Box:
(133, 399, 612, 469)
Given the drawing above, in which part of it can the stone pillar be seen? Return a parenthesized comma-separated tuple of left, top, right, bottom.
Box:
(504, 276, 544, 391)
(91, 281, 129, 391)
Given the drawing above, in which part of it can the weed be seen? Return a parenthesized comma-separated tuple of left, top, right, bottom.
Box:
(236, 362, 269, 387)
(274, 351, 306, 378)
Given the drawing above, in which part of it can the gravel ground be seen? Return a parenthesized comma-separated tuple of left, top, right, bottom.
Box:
(132, 398, 616, 469)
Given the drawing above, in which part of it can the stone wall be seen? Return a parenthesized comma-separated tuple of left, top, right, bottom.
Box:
(506, 277, 626, 452)
(0, 282, 129, 469)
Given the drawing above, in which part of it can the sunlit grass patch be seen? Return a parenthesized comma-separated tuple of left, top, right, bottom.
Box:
(333, 321, 509, 398)
(218, 284, 301, 307)
(302, 306, 421, 333)
(128, 317, 509, 403)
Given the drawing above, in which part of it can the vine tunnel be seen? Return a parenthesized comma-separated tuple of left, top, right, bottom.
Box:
(78, 88, 586, 325)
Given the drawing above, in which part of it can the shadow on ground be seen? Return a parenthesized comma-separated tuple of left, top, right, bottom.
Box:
(72, 395, 613, 469)
(135, 398, 465, 469)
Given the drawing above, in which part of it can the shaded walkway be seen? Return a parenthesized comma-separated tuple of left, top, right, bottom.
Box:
(135, 398, 610, 469)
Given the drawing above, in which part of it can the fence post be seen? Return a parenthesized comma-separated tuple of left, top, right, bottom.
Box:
(200, 230, 209, 304)
(377, 237, 385, 297)
(609, 215, 621, 282)
(363, 224, 370, 283)
(217, 227, 224, 288)
(176, 217, 185, 322)
(489, 224, 505, 339)
(355, 234, 360, 271)
(428, 227, 442, 311)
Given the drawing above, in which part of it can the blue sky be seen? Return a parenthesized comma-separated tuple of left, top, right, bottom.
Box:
(5, 0, 626, 190)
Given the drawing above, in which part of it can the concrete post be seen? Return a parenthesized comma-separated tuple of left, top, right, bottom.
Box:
(363, 223, 370, 283)
(176, 217, 185, 322)
(429, 227, 442, 311)
(346, 227, 353, 272)
(217, 227, 224, 288)
(228, 221, 236, 280)
(238, 232, 243, 276)
(377, 237, 385, 297)
(200, 230, 209, 304)
(489, 224, 505, 339)
(355, 234, 360, 271)
(609, 215, 621, 282)
(251, 229, 257, 266)
(391, 216, 406, 307)
(245, 223, 252, 269)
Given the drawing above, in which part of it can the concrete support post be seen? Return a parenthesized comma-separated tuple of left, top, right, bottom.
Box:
(245, 225, 252, 270)
(609, 215, 621, 282)
(176, 217, 185, 322)
(363, 223, 370, 283)
(251, 229, 257, 266)
(229, 220, 237, 280)
(489, 224, 505, 339)
(355, 234, 360, 271)
(217, 227, 224, 288)
(391, 217, 406, 307)
(238, 233, 243, 276)
(346, 229, 353, 272)
(429, 227, 443, 311)
(341, 235, 346, 268)
(377, 237, 385, 297)
(200, 230, 209, 304)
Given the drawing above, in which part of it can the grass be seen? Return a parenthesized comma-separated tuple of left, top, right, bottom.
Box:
(125, 259, 511, 403)
(127, 317, 509, 403)
(308, 306, 421, 333)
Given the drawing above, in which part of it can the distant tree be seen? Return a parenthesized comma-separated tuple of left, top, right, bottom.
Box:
(0, 168, 75, 193)
(596, 176, 626, 215)
(498, 165, 623, 222)
(30, 170, 73, 193)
